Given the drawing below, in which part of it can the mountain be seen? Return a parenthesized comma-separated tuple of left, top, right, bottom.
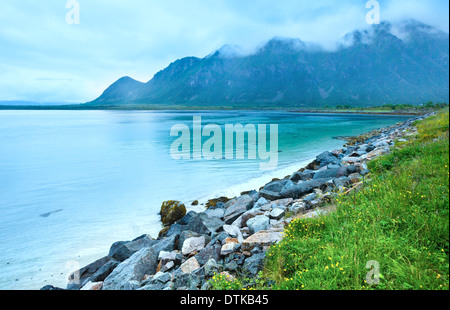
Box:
(87, 20, 449, 108)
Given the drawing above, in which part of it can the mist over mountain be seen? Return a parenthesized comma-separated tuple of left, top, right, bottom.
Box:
(88, 20, 449, 108)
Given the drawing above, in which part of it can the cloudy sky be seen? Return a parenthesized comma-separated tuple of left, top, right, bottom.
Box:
(0, 0, 448, 103)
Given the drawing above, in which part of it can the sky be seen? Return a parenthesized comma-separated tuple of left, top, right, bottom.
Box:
(0, 0, 448, 103)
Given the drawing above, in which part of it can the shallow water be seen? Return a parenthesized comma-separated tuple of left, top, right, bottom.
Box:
(0, 110, 409, 289)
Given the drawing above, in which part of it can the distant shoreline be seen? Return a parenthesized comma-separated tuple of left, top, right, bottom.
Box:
(0, 105, 428, 116)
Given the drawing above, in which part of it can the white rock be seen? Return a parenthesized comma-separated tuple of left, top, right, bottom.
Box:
(223, 225, 244, 243)
(220, 242, 240, 256)
(269, 208, 285, 220)
(181, 236, 206, 256)
(180, 257, 201, 274)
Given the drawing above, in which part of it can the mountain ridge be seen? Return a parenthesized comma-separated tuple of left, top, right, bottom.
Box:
(87, 20, 449, 108)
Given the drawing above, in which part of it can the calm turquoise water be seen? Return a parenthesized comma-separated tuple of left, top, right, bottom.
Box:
(0, 110, 409, 289)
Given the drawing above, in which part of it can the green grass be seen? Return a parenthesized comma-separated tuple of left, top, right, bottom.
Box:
(210, 108, 449, 290)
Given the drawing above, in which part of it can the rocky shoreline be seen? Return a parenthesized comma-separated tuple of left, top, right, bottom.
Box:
(41, 113, 434, 291)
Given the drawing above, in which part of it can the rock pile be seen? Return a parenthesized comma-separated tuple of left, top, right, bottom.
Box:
(42, 113, 433, 291)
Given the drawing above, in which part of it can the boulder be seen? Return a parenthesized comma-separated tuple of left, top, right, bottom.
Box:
(67, 256, 111, 290)
(109, 235, 155, 262)
(90, 259, 120, 283)
(290, 169, 315, 182)
(270, 198, 294, 209)
(242, 230, 283, 252)
(220, 242, 241, 256)
(180, 257, 201, 274)
(223, 225, 244, 243)
(333, 176, 351, 188)
(204, 259, 220, 277)
(194, 241, 222, 266)
(363, 147, 390, 160)
(158, 251, 181, 266)
(177, 231, 203, 251)
(140, 272, 171, 291)
(253, 197, 269, 209)
(203, 208, 225, 219)
(223, 195, 254, 224)
(316, 151, 341, 167)
(247, 215, 270, 234)
(313, 167, 349, 180)
(160, 201, 187, 227)
(237, 208, 265, 228)
(259, 180, 286, 201)
(243, 253, 266, 276)
(103, 247, 159, 290)
(177, 211, 199, 225)
(186, 213, 225, 235)
(269, 208, 285, 220)
(152, 233, 179, 256)
(181, 236, 206, 256)
(172, 273, 201, 290)
(280, 179, 328, 199)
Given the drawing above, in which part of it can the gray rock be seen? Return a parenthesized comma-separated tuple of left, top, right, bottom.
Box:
(223, 195, 254, 224)
(238, 208, 265, 228)
(203, 208, 225, 219)
(271, 198, 294, 209)
(177, 211, 198, 225)
(161, 261, 175, 272)
(316, 151, 341, 167)
(158, 251, 179, 266)
(124, 280, 140, 290)
(103, 247, 159, 290)
(247, 215, 270, 234)
(140, 272, 170, 291)
(253, 197, 269, 209)
(177, 231, 202, 251)
(313, 166, 349, 180)
(220, 242, 241, 256)
(182, 236, 206, 256)
(186, 213, 225, 235)
(290, 201, 307, 215)
(269, 208, 285, 220)
(152, 233, 178, 256)
(223, 225, 244, 243)
(90, 259, 120, 283)
(67, 256, 111, 290)
(280, 179, 328, 199)
(109, 235, 155, 262)
(241, 230, 283, 252)
(303, 193, 317, 202)
(173, 273, 201, 290)
(195, 242, 222, 266)
(225, 260, 239, 272)
(259, 180, 287, 201)
(333, 176, 351, 188)
(243, 253, 266, 276)
(204, 259, 220, 277)
(346, 165, 362, 175)
(290, 169, 315, 182)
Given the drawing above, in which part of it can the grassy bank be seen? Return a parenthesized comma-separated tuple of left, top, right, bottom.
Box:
(212, 109, 449, 290)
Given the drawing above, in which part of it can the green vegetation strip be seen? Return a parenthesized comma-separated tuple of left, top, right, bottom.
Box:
(211, 108, 449, 290)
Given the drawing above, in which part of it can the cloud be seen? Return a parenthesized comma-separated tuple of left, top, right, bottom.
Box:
(0, 0, 448, 102)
